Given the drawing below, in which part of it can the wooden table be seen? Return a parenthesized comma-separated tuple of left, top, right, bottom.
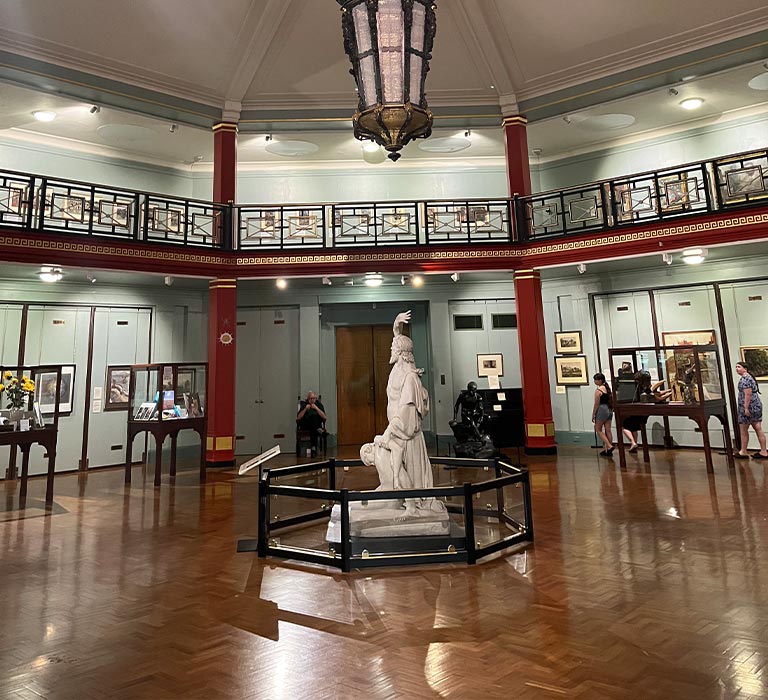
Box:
(613, 399, 735, 473)
(125, 417, 206, 486)
(0, 426, 58, 505)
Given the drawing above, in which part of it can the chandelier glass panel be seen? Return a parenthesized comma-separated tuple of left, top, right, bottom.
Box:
(337, 0, 437, 161)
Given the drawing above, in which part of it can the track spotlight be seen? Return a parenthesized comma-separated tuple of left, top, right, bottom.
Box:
(169, 123, 178, 133)
(322, 276, 332, 286)
(682, 248, 707, 265)
(86, 273, 97, 284)
(265, 134, 273, 142)
(662, 252, 673, 265)
(90, 105, 101, 114)
(401, 275, 409, 286)
(164, 276, 174, 286)
(464, 129, 472, 138)
(577, 263, 587, 275)
(668, 87, 679, 96)
(450, 272, 460, 283)
(364, 272, 383, 287)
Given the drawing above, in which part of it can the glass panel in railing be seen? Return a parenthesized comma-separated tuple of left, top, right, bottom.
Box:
(332, 202, 418, 246)
(0, 172, 33, 229)
(238, 205, 325, 250)
(425, 200, 510, 244)
(35, 179, 98, 235)
(268, 490, 338, 559)
(91, 188, 137, 239)
(715, 151, 768, 207)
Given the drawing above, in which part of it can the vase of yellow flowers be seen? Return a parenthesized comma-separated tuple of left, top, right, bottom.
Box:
(1, 371, 36, 429)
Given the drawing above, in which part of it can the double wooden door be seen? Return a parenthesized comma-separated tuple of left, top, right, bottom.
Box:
(336, 325, 401, 446)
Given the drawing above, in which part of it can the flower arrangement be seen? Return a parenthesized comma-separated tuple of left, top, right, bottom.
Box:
(1, 371, 35, 410)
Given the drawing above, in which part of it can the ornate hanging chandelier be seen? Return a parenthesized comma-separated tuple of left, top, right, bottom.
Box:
(336, 0, 437, 162)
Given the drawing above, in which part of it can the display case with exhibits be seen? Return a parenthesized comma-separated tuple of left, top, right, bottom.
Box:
(128, 363, 207, 422)
(609, 345, 723, 406)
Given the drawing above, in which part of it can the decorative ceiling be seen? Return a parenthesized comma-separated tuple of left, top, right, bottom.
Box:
(0, 1, 767, 167)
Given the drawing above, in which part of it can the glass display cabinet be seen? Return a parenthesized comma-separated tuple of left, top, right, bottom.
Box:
(0, 363, 65, 506)
(125, 362, 207, 486)
(608, 345, 732, 472)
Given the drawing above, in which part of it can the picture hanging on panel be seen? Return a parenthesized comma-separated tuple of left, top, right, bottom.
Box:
(35, 365, 76, 415)
(554, 331, 583, 355)
(661, 330, 716, 347)
(104, 366, 131, 411)
(740, 347, 768, 381)
(555, 356, 589, 386)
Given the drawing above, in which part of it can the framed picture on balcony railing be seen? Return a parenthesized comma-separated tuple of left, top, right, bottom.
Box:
(338, 212, 370, 237)
(150, 207, 181, 233)
(428, 207, 461, 233)
(725, 165, 765, 198)
(288, 214, 319, 239)
(52, 194, 85, 222)
(620, 186, 654, 214)
(0, 186, 23, 214)
(567, 196, 599, 224)
(661, 176, 698, 210)
(459, 205, 490, 226)
(98, 200, 130, 228)
(382, 210, 412, 236)
(192, 212, 220, 243)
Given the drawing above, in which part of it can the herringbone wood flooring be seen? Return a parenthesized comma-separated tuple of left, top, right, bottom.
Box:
(2, 446, 768, 699)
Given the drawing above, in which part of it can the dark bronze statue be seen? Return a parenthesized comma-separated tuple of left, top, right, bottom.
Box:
(449, 382, 499, 459)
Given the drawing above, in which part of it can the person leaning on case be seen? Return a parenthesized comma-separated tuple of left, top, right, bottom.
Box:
(296, 391, 327, 456)
(734, 362, 768, 459)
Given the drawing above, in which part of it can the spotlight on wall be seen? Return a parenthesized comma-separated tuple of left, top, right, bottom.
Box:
(265, 134, 273, 142)
(322, 276, 332, 286)
(89, 105, 101, 114)
(450, 272, 460, 283)
(164, 275, 174, 286)
(577, 263, 587, 275)
(562, 115, 572, 124)
(401, 275, 409, 286)
(193, 155, 204, 163)
(411, 275, 424, 288)
(86, 273, 97, 284)
(364, 272, 383, 287)
(32, 110, 57, 122)
(662, 252, 673, 265)
(682, 248, 707, 265)
(169, 123, 178, 133)
(464, 129, 472, 138)
(38, 266, 62, 283)
(668, 87, 679, 97)
(276, 278, 288, 289)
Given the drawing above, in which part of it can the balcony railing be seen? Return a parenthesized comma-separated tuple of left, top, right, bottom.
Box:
(1, 147, 767, 254)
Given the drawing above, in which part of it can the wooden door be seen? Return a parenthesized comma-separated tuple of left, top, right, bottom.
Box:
(336, 326, 376, 445)
(372, 325, 394, 435)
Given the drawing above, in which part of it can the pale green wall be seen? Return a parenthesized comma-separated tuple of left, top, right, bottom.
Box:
(0, 137, 194, 196)
(535, 111, 768, 193)
(0, 279, 207, 476)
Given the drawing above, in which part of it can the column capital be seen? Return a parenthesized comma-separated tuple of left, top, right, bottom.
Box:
(212, 121, 239, 134)
(513, 268, 539, 279)
(502, 115, 528, 127)
(499, 93, 520, 119)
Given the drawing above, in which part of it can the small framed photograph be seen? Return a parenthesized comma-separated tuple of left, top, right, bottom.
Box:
(244, 214, 278, 240)
(554, 331, 583, 354)
(134, 402, 157, 421)
(150, 207, 181, 233)
(35, 365, 76, 415)
(661, 329, 716, 347)
(105, 366, 131, 411)
(726, 166, 765, 197)
(555, 356, 589, 386)
(52, 194, 85, 222)
(184, 392, 204, 418)
(176, 369, 195, 395)
(477, 353, 503, 377)
(0, 186, 24, 214)
(98, 200, 130, 228)
(740, 346, 768, 381)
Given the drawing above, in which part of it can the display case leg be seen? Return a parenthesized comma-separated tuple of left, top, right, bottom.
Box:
(19, 445, 30, 503)
(125, 433, 133, 485)
(45, 448, 56, 506)
(154, 435, 163, 487)
(169, 434, 178, 478)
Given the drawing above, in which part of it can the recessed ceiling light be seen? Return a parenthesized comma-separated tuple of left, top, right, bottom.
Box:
(411, 275, 424, 287)
(364, 272, 383, 287)
(276, 278, 287, 289)
(38, 266, 62, 283)
(32, 110, 56, 122)
(747, 72, 768, 91)
(679, 98, 704, 110)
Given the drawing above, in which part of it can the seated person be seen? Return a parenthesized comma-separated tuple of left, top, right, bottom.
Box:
(296, 391, 327, 456)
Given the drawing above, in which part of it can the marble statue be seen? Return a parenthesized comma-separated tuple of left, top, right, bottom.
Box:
(326, 311, 448, 542)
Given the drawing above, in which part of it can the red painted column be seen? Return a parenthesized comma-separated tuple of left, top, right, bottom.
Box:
(503, 115, 532, 197)
(514, 268, 557, 454)
(206, 121, 238, 465)
(206, 279, 237, 465)
(212, 122, 238, 203)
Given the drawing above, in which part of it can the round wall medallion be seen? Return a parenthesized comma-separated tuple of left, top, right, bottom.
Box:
(265, 140, 319, 157)
(417, 136, 472, 153)
(577, 113, 636, 130)
(748, 72, 768, 91)
(219, 331, 233, 345)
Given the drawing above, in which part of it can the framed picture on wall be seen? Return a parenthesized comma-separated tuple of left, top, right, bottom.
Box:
(554, 330, 583, 354)
(661, 329, 716, 347)
(740, 346, 768, 381)
(554, 355, 589, 385)
(35, 365, 76, 415)
(104, 365, 131, 411)
(477, 354, 504, 377)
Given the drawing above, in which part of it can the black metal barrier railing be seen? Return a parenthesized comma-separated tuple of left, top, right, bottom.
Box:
(238, 456, 533, 571)
(1, 146, 767, 254)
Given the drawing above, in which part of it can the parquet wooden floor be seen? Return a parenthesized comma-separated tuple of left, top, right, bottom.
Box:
(2, 446, 768, 699)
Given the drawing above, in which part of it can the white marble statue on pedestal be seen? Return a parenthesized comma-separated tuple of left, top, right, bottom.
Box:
(327, 311, 447, 542)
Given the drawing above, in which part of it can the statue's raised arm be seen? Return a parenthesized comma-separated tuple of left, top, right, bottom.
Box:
(393, 310, 411, 336)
